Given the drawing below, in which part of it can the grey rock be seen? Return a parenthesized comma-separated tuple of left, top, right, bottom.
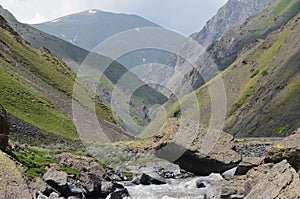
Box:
(139, 173, 166, 185)
(154, 119, 241, 175)
(185, 173, 223, 189)
(246, 160, 300, 199)
(264, 129, 300, 171)
(235, 157, 263, 175)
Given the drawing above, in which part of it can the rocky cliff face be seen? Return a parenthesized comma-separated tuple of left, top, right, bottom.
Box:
(192, 0, 275, 49)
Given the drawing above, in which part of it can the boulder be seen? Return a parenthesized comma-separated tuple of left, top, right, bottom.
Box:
(0, 104, 9, 150)
(43, 165, 70, 197)
(210, 160, 300, 199)
(245, 160, 300, 198)
(108, 188, 130, 199)
(264, 129, 300, 171)
(139, 173, 166, 185)
(0, 150, 31, 199)
(153, 119, 241, 175)
(235, 157, 263, 175)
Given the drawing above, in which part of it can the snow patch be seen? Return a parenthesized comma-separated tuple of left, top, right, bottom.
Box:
(88, 10, 97, 14)
(51, 19, 60, 23)
(135, 28, 141, 32)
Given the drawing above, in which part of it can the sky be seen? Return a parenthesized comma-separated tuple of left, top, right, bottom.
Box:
(0, 0, 228, 35)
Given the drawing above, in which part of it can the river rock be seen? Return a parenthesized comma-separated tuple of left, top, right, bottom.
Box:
(153, 119, 241, 175)
(43, 165, 70, 197)
(235, 157, 263, 175)
(264, 128, 300, 171)
(0, 104, 9, 150)
(139, 173, 166, 185)
(0, 150, 31, 199)
(108, 188, 130, 199)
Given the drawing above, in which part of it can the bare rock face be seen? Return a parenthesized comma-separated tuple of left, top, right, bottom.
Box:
(264, 129, 300, 171)
(0, 104, 9, 150)
(0, 150, 31, 199)
(153, 119, 241, 175)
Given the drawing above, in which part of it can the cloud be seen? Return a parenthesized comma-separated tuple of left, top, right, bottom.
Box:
(0, 0, 227, 34)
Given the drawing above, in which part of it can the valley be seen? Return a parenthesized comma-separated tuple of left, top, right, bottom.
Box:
(0, 0, 299, 198)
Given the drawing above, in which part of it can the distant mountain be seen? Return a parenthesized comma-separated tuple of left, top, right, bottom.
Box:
(32, 10, 160, 51)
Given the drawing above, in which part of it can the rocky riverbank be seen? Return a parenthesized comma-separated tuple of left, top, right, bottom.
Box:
(1, 104, 300, 198)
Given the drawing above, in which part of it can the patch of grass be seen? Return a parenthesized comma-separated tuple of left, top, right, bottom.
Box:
(13, 148, 57, 178)
(60, 166, 80, 179)
(250, 70, 260, 78)
(262, 70, 269, 76)
(260, 30, 290, 69)
(0, 66, 78, 140)
(273, 124, 291, 136)
(272, 0, 294, 16)
(232, 85, 255, 113)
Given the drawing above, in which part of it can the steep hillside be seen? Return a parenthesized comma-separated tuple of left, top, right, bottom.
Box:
(0, 16, 131, 144)
(142, 0, 275, 96)
(0, 6, 168, 133)
(165, 8, 300, 137)
(177, 0, 300, 96)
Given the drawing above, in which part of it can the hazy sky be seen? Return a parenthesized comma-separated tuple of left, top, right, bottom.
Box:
(0, 0, 228, 35)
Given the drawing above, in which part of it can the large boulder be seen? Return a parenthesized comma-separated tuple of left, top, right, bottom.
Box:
(0, 104, 9, 150)
(264, 128, 300, 171)
(153, 119, 241, 175)
(245, 160, 300, 198)
(0, 150, 31, 198)
(210, 160, 300, 199)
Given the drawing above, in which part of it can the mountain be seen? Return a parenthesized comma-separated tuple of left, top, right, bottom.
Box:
(192, 0, 276, 49)
(0, 6, 168, 134)
(142, 0, 275, 96)
(0, 15, 132, 145)
(175, 0, 300, 96)
(32, 9, 160, 51)
(162, 0, 300, 137)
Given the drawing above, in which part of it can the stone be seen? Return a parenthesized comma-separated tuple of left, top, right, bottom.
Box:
(235, 157, 263, 175)
(245, 160, 300, 199)
(0, 151, 31, 199)
(139, 173, 166, 185)
(0, 104, 9, 150)
(264, 129, 300, 171)
(153, 119, 241, 175)
(210, 160, 300, 198)
(43, 166, 71, 198)
(109, 188, 130, 199)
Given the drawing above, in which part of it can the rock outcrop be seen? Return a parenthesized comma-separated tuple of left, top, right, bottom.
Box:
(0, 150, 31, 199)
(264, 128, 300, 171)
(0, 104, 9, 150)
(153, 119, 241, 175)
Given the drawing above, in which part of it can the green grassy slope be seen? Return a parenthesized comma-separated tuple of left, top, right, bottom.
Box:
(0, 16, 127, 142)
(163, 0, 300, 137)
